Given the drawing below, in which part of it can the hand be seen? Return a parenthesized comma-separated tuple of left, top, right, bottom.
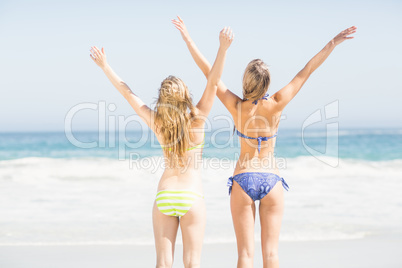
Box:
(332, 26, 357, 46)
(90, 46, 107, 69)
(171, 15, 191, 42)
(219, 27, 234, 50)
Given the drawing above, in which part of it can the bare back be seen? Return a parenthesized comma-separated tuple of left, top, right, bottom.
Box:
(233, 97, 282, 176)
(155, 118, 205, 193)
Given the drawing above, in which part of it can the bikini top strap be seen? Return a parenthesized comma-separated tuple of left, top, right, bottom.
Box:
(162, 133, 206, 151)
(236, 129, 278, 153)
(252, 93, 270, 105)
(235, 129, 252, 139)
(186, 133, 206, 151)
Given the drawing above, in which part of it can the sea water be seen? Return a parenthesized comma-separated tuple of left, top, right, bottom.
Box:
(0, 128, 401, 245)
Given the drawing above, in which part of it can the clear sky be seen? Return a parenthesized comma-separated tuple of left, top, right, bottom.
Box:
(0, 0, 401, 132)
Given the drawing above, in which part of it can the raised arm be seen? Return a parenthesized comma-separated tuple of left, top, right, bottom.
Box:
(89, 46, 154, 130)
(272, 26, 357, 111)
(172, 16, 241, 115)
(194, 27, 234, 118)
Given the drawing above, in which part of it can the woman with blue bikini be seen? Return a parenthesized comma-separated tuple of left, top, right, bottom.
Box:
(173, 16, 356, 267)
(90, 27, 233, 268)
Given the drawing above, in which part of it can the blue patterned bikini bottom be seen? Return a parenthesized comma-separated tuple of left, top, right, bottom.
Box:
(227, 172, 289, 201)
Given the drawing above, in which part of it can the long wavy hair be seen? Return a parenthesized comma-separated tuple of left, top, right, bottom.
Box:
(242, 59, 271, 102)
(154, 76, 196, 167)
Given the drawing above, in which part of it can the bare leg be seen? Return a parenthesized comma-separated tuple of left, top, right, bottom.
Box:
(180, 197, 206, 268)
(259, 181, 285, 268)
(231, 181, 256, 268)
(153, 201, 180, 268)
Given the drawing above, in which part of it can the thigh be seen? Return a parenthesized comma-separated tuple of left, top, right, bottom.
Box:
(180, 197, 206, 257)
(259, 181, 284, 253)
(230, 181, 256, 253)
(152, 201, 180, 260)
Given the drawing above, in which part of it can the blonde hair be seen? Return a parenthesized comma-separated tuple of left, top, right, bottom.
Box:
(154, 76, 196, 167)
(242, 59, 271, 102)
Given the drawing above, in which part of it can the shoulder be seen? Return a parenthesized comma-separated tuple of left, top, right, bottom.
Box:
(255, 97, 282, 118)
(269, 92, 280, 104)
(266, 94, 283, 113)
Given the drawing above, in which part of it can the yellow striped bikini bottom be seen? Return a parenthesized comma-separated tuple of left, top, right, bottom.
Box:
(155, 190, 204, 217)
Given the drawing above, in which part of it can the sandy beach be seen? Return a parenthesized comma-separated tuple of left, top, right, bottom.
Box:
(0, 234, 401, 268)
(1, 149, 402, 267)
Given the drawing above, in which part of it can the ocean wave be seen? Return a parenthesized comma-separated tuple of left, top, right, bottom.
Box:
(283, 128, 402, 138)
(1, 155, 402, 171)
(1, 155, 401, 246)
(1, 156, 401, 187)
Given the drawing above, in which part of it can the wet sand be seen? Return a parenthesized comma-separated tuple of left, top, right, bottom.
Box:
(0, 234, 401, 267)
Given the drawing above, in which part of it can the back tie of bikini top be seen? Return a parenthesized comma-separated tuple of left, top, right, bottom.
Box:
(248, 93, 269, 105)
(239, 93, 277, 153)
(236, 129, 278, 153)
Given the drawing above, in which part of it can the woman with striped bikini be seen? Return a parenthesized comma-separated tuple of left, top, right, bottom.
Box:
(90, 27, 234, 267)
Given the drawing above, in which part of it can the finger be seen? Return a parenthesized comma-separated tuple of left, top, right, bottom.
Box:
(226, 27, 231, 36)
(94, 46, 103, 56)
(172, 21, 183, 28)
(92, 46, 99, 54)
(91, 47, 99, 57)
(93, 50, 100, 58)
(178, 15, 183, 22)
(345, 31, 356, 37)
(90, 54, 96, 61)
(94, 46, 101, 54)
(173, 23, 183, 30)
(172, 21, 181, 27)
(101, 47, 105, 54)
(345, 36, 354, 39)
(90, 48, 98, 57)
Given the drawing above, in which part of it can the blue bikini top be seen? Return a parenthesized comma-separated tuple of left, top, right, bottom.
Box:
(247, 93, 270, 105)
(236, 129, 278, 153)
(238, 93, 277, 153)
(253, 93, 269, 105)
